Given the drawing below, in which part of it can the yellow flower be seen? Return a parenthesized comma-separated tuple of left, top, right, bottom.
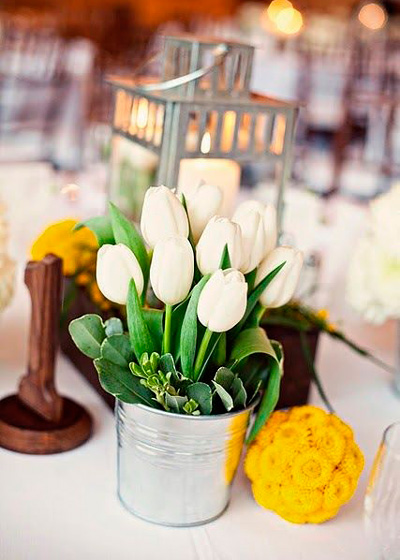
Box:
(323, 471, 355, 510)
(292, 449, 334, 489)
(280, 485, 323, 515)
(31, 219, 97, 276)
(316, 309, 329, 321)
(312, 426, 346, 466)
(245, 406, 364, 524)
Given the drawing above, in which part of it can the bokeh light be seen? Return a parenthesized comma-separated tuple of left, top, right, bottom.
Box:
(275, 7, 304, 35)
(267, 0, 293, 23)
(358, 3, 387, 30)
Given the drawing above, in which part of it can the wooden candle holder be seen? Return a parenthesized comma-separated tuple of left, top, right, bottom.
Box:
(0, 255, 92, 454)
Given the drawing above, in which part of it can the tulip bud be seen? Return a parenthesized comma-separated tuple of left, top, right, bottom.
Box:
(256, 246, 303, 308)
(181, 183, 223, 243)
(96, 244, 144, 305)
(196, 216, 242, 275)
(232, 200, 277, 273)
(150, 235, 194, 305)
(140, 185, 189, 248)
(197, 268, 248, 332)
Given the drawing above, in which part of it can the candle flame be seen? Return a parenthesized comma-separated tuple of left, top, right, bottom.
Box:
(136, 98, 149, 129)
(201, 132, 211, 154)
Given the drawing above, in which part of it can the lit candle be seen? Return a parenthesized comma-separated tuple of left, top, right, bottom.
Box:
(178, 130, 241, 216)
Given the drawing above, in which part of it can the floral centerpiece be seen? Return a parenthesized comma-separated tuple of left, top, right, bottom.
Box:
(66, 184, 303, 525)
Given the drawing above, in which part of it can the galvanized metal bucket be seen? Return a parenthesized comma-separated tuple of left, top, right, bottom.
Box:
(116, 399, 257, 526)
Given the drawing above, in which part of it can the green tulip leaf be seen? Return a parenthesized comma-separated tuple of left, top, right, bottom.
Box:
(126, 279, 156, 361)
(104, 317, 124, 337)
(68, 314, 105, 359)
(101, 334, 133, 367)
(228, 327, 283, 443)
(143, 308, 163, 353)
(180, 275, 210, 379)
(231, 261, 286, 337)
(187, 382, 213, 415)
(94, 357, 156, 407)
(74, 216, 114, 246)
(246, 358, 281, 444)
(219, 243, 231, 270)
(108, 202, 149, 290)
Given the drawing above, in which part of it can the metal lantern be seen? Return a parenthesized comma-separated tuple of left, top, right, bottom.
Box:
(108, 34, 299, 225)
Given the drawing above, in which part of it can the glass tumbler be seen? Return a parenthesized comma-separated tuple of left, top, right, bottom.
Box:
(364, 423, 400, 560)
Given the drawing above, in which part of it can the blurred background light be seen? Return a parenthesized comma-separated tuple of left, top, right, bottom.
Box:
(358, 2, 387, 30)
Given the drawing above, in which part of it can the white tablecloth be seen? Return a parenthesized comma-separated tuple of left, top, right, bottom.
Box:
(0, 185, 398, 560)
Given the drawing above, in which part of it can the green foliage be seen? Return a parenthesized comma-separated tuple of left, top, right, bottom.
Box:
(100, 334, 133, 367)
(74, 216, 114, 246)
(186, 382, 212, 415)
(212, 367, 247, 411)
(94, 357, 156, 407)
(126, 279, 156, 361)
(104, 317, 124, 337)
(68, 314, 105, 359)
(180, 275, 210, 378)
(108, 202, 150, 292)
(219, 244, 231, 270)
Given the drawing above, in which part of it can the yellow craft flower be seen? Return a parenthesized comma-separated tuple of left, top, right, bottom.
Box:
(245, 406, 364, 524)
(31, 219, 97, 276)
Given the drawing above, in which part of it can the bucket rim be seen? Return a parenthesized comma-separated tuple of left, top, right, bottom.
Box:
(116, 394, 260, 422)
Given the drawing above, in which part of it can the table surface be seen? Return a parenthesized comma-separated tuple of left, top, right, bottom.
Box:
(0, 178, 398, 560)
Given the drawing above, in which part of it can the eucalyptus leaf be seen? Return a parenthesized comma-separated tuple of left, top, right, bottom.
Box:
(212, 381, 233, 411)
(104, 317, 124, 337)
(74, 216, 114, 246)
(101, 334, 133, 367)
(165, 393, 188, 413)
(94, 357, 156, 407)
(68, 314, 105, 359)
(126, 279, 156, 361)
(213, 367, 247, 409)
(108, 202, 149, 289)
(187, 382, 213, 415)
(180, 275, 210, 378)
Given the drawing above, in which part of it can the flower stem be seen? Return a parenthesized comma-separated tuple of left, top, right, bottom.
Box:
(194, 328, 213, 381)
(163, 304, 173, 354)
(256, 304, 266, 326)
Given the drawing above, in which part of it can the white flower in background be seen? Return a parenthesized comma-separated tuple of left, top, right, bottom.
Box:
(140, 185, 189, 249)
(181, 183, 223, 243)
(346, 184, 400, 324)
(370, 183, 400, 259)
(196, 216, 242, 275)
(96, 244, 144, 305)
(197, 268, 248, 332)
(256, 246, 304, 308)
(150, 236, 194, 305)
(347, 239, 400, 324)
(232, 200, 277, 273)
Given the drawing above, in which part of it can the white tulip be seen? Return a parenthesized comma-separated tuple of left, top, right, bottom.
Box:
(150, 235, 194, 305)
(96, 244, 144, 305)
(256, 246, 303, 308)
(232, 200, 277, 273)
(197, 268, 248, 332)
(140, 185, 189, 248)
(181, 183, 223, 243)
(196, 216, 242, 275)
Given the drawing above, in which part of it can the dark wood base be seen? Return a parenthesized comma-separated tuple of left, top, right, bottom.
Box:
(0, 395, 92, 454)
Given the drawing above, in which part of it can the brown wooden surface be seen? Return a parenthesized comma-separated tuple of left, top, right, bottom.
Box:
(0, 255, 93, 454)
